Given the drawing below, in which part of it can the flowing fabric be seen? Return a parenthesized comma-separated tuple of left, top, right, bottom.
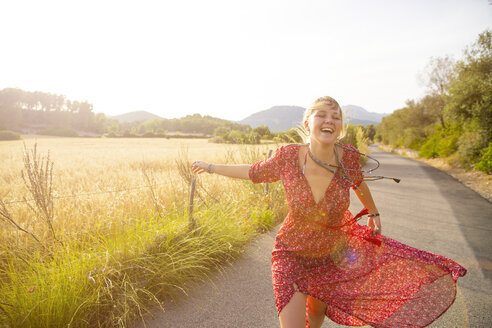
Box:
(249, 144, 466, 328)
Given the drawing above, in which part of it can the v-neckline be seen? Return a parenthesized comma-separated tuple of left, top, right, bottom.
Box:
(297, 144, 344, 206)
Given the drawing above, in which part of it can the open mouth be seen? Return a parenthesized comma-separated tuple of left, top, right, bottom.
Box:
(320, 127, 334, 134)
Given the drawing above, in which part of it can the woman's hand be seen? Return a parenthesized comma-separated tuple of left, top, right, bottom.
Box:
(191, 160, 210, 174)
(368, 215, 382, 235)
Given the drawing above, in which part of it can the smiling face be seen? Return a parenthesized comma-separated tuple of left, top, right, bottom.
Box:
(304, 105, 343, 145)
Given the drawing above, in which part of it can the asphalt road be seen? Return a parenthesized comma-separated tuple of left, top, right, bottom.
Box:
(136, 145, 492, 328)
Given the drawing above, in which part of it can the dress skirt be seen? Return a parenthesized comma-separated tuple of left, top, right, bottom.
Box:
(271, 223, 467, 328)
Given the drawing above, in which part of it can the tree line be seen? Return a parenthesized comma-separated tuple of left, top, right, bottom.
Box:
(0, 85, 379, 149)
(112, 114, 251, 138)
(376, 30, 491, 174)
(0, 88, 317, 142)
(0, 88, 106, 135)
(0, 89, 251, 138)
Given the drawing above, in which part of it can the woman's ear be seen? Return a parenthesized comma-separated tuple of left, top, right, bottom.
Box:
(304, 121, 310, 133)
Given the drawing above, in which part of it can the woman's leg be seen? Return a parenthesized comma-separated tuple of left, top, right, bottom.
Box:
(306, 295, 327, 328)
(279, 292, 308, 328)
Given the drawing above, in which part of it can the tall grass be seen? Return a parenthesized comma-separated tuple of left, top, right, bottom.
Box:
(0, 138, 287, 327)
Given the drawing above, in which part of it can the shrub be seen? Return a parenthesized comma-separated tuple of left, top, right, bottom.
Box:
(407, 138, 425, 150)
(419, 126, 459, 159)
(419, 134, 440, 158)
(39, 126, 78, 137)
(457, 130, 486, 166)
(248, 132, 261, 144)
(123, 131, 136, 138)
(208, 136, 225, 143)
(476, 142, 492, 174)
(223, 130, 246, 144)
(355, 126, 369, 165)
(438, 134, 458, 157)
(401, 127, 426, 150)
(104, 132, 118, 138)
(0, 130, 21, 140)
(339, 124, 357, 148)
(141, 131, 156, 138)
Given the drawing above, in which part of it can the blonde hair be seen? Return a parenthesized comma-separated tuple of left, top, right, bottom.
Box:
(297, 96, 345, 142)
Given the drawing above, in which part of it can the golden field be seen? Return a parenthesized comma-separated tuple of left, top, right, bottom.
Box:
(0, 137, 286, 327)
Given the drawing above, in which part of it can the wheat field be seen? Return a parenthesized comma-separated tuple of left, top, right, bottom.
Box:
(0, 137, 287, 327)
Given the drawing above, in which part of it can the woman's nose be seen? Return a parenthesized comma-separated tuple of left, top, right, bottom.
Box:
(323, 116, 334, 123)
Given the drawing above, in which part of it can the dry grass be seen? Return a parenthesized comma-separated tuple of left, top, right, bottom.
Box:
(0, 138, 277, 236)
(0, 137, 287, 327)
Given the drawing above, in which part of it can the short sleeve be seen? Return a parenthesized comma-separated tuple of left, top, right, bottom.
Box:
(343, 144, 363, 187)
(249, 146, 286, 184)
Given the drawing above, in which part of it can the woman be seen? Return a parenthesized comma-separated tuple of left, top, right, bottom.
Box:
(191, 96, 466, 328)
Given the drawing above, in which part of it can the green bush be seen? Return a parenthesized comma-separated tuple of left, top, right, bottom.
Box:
(395, 136, 405, 148)
(419, 135, 440, 158)
(208, 136, 225, 143)
(339, 124, 357, 147)
(419, 126, 459, 159)
(219, 130, 262, 144)
(248, 131, 261, 144)
(438, 134, 459, 157)
(457, 130, 486, 166)
(407, 138, 425, 150)
(104, 132, 118, 138)
(476, 142, 492, 174)
(401, 127, 426, 150)
(39, 126, 78, 137)
(0, 130, 21, 140)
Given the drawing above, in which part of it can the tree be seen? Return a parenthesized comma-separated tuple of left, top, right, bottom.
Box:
(364, 124, 376, 143)
(252, 125, 272, 138)
(445, 29, 491, 142)
(418, 55, 455, 128)
(248, 131, 261, 144)
(0, 88, 23, 129)
(74, 101, 94, 131)
(214, 126, 230, 136)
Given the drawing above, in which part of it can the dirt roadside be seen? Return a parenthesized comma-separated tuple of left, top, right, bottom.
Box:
(378, 145, 492, 203)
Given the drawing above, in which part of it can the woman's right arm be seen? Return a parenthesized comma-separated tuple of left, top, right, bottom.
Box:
(191, 160, 251, 180)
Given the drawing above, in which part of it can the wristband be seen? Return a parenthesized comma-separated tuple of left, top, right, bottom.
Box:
(367, 213, 379, 217)
(207, 163, 214, 173)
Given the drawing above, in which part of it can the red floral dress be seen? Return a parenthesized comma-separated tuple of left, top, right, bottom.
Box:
(249, 144, 467, 328)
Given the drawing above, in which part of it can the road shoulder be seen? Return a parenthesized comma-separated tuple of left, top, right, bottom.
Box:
(378, 144, 491, 202)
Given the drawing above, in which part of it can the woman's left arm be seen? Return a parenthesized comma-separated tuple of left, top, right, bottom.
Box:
(352, 181, 381, 235)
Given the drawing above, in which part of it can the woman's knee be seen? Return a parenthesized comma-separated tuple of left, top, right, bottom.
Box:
(306, 296, 327, 317)
(279, 292, 307, 328)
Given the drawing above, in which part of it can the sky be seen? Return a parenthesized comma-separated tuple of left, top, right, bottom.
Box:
(0, 0, 490, 121)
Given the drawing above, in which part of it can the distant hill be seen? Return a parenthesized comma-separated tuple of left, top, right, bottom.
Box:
(239, 105, 387, 132)
(343, 105, 387, 124)
(238, 106, 305, 132)
(108, 105, 387, 133)
(109, 111, 163, 122)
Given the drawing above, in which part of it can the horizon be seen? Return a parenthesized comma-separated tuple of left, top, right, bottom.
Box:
(1, 0, 490, 121)
(103, 103, 385, 122)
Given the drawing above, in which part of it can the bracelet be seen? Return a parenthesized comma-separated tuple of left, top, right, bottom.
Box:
(207, 163, 214, 174)
(367, 213, 380, 217)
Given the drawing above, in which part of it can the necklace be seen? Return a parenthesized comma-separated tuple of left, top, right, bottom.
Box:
(307, 144, 360, 191)
(302, 143, 401, 193)
(302, 146, 338, 175)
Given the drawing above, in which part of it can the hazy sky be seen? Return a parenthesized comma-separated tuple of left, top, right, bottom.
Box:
(1, 0, 490, 120)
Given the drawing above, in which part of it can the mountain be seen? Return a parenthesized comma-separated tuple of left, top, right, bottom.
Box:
(239, 105, 387, 132)
(109, 111, 163, 122)
(238, 106, 305, 132)
(343, 105, 387, 124)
